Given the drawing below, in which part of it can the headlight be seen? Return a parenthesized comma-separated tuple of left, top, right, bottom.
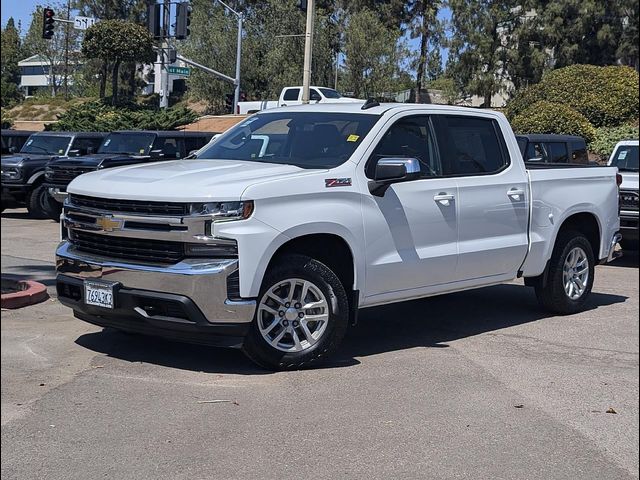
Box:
(0, 167, 22, 180)
(188, 201, 254, 222)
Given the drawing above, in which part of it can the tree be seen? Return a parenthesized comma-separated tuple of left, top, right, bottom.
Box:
(448, 0, 524, 107)
(81, 20, 154, 104)
(1, 18, 23, 106)
(406, 0, 443, 101)
(22, 3, 81, 97)
(426, 48, 443, 81)
(617, 0, 639, 70)
(342, 8, 407, 98)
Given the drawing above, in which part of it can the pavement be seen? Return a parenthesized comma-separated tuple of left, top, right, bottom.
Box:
(1, 208, 638, 480)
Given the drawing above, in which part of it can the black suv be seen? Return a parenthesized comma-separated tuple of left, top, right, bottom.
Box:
(1, 131, 106, 217)
(516, 134, 589, 165)
(2, 129, 36, 156)
(44, 130, 215, 216)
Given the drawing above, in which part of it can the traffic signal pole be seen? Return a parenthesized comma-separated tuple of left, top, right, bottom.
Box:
(301, 0, 315, 104)
(160, 0, 171, 109)
(217, 0, 243, 114)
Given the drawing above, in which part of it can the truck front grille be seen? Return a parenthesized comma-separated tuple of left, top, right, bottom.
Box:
(46, 166, 96, 185)
(620, 190, 639, 212)
(69, 231, 184, 264)
(69, 194, 190, 216)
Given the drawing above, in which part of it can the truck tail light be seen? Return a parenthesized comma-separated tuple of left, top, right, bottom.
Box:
(616, 173, 623, 187)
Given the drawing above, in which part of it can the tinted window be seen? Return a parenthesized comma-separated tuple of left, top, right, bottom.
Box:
(525, 142, 549, 162)
(152, 137, 183, 158)
(282, 88, 300, 101)
(610, 145, 639, 171)
(432, 116, 508, 175)
(570, 140, 588, 163)
(21, 135, 72, 155)
(547, 142, 568, 163)
(184, 135, 211, 154)
(197, 112, 379, 169)
(310, 89, 322, 101)
(99, 133, 156, 155)
(70, 138, 101, 156)
(319, 88, 342, 99)
(368, 116, 440, 178)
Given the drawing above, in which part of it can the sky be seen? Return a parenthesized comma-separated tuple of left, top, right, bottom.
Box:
(1, 0, 40, 30)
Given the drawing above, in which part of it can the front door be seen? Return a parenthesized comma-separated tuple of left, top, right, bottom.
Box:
(362, 114, 459, 300)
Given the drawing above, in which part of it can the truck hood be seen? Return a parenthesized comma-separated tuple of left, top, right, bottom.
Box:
(618, 171, 639, 191)
(1, 153, 57, 166)
(67, 159, 324, 201)
(49, 153, 149, 169)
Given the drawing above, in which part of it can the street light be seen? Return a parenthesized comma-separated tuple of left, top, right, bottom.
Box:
(216, 0, 243, 114)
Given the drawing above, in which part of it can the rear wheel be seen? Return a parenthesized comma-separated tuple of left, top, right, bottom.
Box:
(242, 254, 349, 370)
(535, 231, 595, 314)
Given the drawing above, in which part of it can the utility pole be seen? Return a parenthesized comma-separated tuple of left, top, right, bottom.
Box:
(217, 0, 243, 114)
(63, 0, 71, 99)
(160, 0, 171, 109)
(301, 0, 315, 104)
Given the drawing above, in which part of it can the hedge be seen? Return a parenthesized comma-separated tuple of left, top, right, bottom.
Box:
(506, 65, 639, 128)
(511, 101, 597, 143)
(589, 125, 640, 159)
(47, 100, 198, 132)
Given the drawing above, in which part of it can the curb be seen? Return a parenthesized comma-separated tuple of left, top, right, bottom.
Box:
(1, 280, 49, 309)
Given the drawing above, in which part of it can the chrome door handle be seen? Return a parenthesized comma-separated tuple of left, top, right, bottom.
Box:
(434, 193, 455, 205)
(507, 188, 526, 199)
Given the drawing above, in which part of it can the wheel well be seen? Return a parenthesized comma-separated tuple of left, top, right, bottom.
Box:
(558, 213, 601, 258)
(269, 234, 355, 292)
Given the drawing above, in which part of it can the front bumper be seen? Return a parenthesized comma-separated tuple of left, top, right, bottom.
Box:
(45, 184, 68, 203)
(620, 210, 639, 240)
(56, 241, 256, 347)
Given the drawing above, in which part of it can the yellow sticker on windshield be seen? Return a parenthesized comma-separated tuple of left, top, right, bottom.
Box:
(140, 149, 145, 154)
(347, 134, 360, 142)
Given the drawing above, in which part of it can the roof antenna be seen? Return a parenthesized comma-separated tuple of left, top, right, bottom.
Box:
(361, 97, 380, 110)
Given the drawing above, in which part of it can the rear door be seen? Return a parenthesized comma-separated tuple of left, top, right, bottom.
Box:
(431, 114, 529, 281)
(280, 88, 301, 106)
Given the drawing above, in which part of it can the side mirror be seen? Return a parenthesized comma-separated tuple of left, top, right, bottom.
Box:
(368, 157, 421, 196)
(527, 156, 544, 163)
(150, 149, 164, 158)
(68, 149, 81, 157)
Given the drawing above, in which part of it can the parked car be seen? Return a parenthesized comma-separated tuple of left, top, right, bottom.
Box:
(44, 130, 215, 214)
(516, 134, 589, 165)
(237, 86, 361, 114)
(1, 131, 105, 217)
(608, 140, 639, 249)
(56, 103, 621, 370)
(1, 129, 36, 156)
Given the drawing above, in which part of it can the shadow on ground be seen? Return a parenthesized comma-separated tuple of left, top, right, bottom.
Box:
(1, 267, 57, 286)
(75, 283, 628, 375)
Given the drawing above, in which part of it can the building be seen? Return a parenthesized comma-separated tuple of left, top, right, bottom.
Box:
(18, 55, 52, 97)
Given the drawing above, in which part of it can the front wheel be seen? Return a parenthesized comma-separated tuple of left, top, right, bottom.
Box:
(535, 231, 595, 314)
(242, 254, 349, 370)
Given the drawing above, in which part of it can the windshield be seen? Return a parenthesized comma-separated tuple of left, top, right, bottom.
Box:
(319, 88, 342, 99)
(21, 135, 72, 155)
(98, 133, 156, 155)
(610, 145, 639, 171)
(195, 112, 379, 169)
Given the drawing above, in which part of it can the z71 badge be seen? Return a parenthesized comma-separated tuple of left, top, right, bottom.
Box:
(325, 178, 352, 188)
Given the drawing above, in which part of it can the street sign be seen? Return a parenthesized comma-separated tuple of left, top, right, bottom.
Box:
(167, 66, 191, 77)
(74, 16, 97, 30)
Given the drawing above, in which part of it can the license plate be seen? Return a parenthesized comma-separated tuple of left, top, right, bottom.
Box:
(84, 281, 115, 309)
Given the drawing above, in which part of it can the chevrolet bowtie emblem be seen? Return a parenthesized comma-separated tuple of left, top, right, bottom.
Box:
(96, 215, 124, 232)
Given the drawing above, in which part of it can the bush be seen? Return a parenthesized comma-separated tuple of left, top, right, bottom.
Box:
(511, 101, 597, 143)
(589, 125, 640, 159)
(506, 65, 639, 128)
(1, 108, 14, 129)
(48, 100, 198, 132)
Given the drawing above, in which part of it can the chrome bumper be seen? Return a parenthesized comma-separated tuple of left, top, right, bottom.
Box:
(48, 187, 68, 203)
(55, 241, 255, 324)
(606, 232, 623, 263)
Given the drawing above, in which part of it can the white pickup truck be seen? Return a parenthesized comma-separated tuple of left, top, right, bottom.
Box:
(56, 103, 622, 370)
(236, 86, 360, 114)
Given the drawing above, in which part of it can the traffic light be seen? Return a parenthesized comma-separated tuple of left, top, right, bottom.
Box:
(296, 0, 307, 12)
(224, 93, 233, 114)
(42, 8, 55, 40)
(147, 2, 161, 38)
(175, 2, 192, 40)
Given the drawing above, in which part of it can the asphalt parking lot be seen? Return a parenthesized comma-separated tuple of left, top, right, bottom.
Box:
(1, 209, 638, 480)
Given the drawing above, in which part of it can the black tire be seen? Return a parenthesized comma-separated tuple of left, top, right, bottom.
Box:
(242, 254, 349, 370)
(535, 231, 595, 314)
(27, 184, 60, 220)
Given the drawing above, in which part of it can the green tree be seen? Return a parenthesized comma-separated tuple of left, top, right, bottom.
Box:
(617, 0, 639, 70)
(426, 48, 443, 81)
(342, 8, 406, 98)
(406, 0, 443, 100)
(448, 0, 525, 107)
(81, 20, 154, 104)
(1, 18, 23, 106)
